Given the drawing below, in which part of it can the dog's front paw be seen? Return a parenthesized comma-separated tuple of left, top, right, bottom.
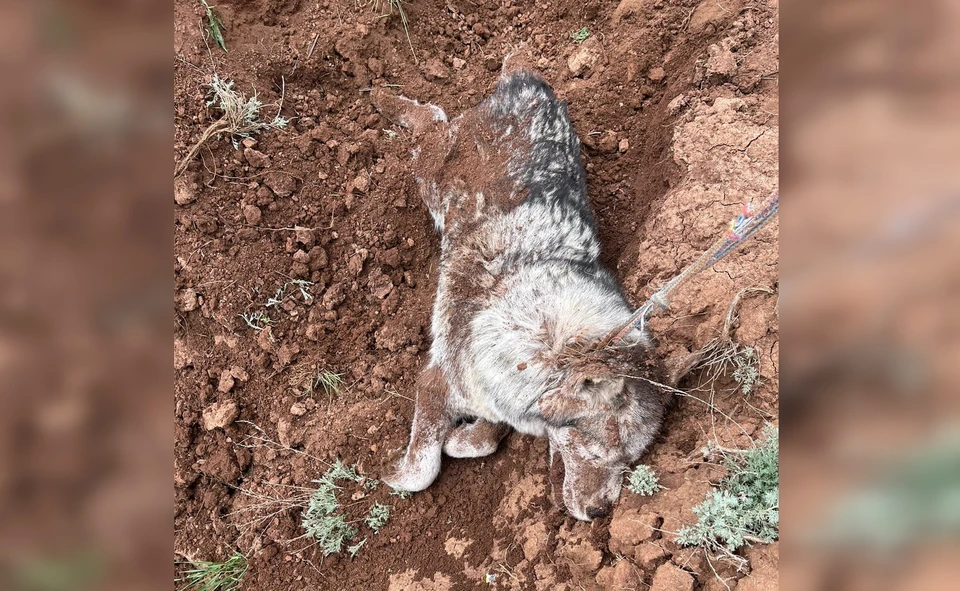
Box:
(443, 419, 511, 458)
(383, 452, 441, 492)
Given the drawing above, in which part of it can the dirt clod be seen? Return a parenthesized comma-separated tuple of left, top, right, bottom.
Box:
(244, 147, 271, 168)
(242, 204, 263, 225)
(597, 130, 620, 154)
(277, 417, 302, 448)
(567, 38, 601, 77)
(174, 176, 197, 205)
(368, 268, 395, 299)
(276, 343, 300, 367)
(193, 215, 218, 234)
(634, 542, 670, 568)
(423, 58, 450, 82)
(294, 226, 315, 248)
(202, 400, 239, 431)
(200, 447, 241, 483)
(307, 246, 328, 270)
(560, 539, 603, 575)
(176, 288, 199, 312)
(705, 42, 738, 80)
(321, 284, 347, 310)
(264, 172, 297, 197)
(609, 510, 661, 556)
(651, 562, 695, 591)
(217, 370, 236, 393)
(522, 522, 549, 561)
(596, 560, 642, 590)
(737, 543, 778, 591)
(347, 250, 368, 276)
(174, 338, 192, 370)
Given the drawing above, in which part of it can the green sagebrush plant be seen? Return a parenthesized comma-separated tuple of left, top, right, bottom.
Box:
(302, 461, 363, 556)
(301, 461, 393, 557)
(365, 502, 391, 533)
(175, 75, 289, 177)
(677, 426, 779, 553)
(625, 464, 662, 496)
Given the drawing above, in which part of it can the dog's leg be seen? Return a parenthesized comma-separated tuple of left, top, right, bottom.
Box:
(371, 88, 447, 135)
(370, 89, 451, 229)
(443, 419, 511, 458)
(384, 366, 452, 492)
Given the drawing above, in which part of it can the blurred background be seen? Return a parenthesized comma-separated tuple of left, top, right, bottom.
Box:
(0, 0, 957, 590)
(0, 1, 171, 590)
(781, 0, 960, 589)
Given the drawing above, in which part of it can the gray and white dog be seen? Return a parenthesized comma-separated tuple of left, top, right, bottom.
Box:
(373, 68, 667, 521)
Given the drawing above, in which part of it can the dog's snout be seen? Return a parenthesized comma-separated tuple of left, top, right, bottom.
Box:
(586, 503, 612, 520)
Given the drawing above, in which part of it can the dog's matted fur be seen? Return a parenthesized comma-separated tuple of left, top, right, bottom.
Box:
(374, 68, 667, 521)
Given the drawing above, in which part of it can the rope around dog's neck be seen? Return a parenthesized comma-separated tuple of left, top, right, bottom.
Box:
(601, 189, 780, 347)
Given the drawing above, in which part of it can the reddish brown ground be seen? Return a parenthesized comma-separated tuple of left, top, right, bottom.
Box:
(174, 1, 779, 589)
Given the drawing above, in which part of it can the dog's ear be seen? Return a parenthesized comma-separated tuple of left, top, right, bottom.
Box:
(537, 372, 626, 424)
(574, 375, 626, 408)
(665, 350, 703, 387)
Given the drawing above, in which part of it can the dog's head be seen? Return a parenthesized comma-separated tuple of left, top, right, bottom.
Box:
(537, 345, 666, 521)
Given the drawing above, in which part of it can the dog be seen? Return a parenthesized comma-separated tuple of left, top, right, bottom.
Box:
(373, 68, 667, 521)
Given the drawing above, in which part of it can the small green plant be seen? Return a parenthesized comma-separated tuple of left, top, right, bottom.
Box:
(178, 551, 247, 591)
(347, 539, 367, 558)
(289, 365, 345, 400)
(303, 497, 358, 556)
(677, 426, 779, 554)
(571, 26, 590, 44)
(315, 371, 345, 397)
(690, 287, 773, 396)
(239, 311, 273, 331)
(731, 346, 759, 394)
(303, 477, 358, 555)
(300, 461, 390, 556)
(199, 0, 227, 52)
(266, 280, 314, 308)
(625, 465, 662, 496)
(326, 460, 363, 483)
(365, 502, 392, 533)
(175, 75, 289, 177)
(389, 487, 412, 499)
(205, 75, 289, 148)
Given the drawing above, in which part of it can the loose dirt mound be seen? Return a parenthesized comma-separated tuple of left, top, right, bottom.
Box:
(174, 1, 779, 589)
